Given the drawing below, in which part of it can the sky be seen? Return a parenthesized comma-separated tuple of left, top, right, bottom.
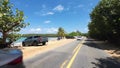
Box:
(10, 0, 100, 34)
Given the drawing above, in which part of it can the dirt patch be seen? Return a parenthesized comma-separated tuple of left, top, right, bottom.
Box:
(93, 40, 120, 62)
(18, 39, 75, 60)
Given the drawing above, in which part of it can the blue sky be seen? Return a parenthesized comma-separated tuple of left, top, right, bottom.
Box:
(10, 0, 99, 34)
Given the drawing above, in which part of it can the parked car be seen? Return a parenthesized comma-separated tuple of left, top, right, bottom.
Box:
(76, 36, 83, 40)
(57, 37, 61, 40)
(0, 48, 23, 66)
(22, 36, 48, 46)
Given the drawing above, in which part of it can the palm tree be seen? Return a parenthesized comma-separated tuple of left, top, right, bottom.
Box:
(57, 27, 65, 39)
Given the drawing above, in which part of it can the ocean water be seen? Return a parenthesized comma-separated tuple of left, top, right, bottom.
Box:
(48, 37, 57, 41)
(14, 37, 26, 43)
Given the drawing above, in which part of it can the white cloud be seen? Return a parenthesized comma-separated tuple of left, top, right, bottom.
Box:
(45, 28, 58, 33)
(44, 20, 51, 24)
(34, 11, 54, 16)
(20, 27, 58, 34)
(53, 5, 64, 12)
(29, 28, 42, 33)
(34, 4, 53, 16)
(27, 27, 58, 33)
(34, 4, 65, 16)
(47, 12, 54, 15)
(42, 12, 54, 16)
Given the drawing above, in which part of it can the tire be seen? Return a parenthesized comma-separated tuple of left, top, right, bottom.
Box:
(22, 42, 26, 46)
(42, 42, 46, 45)
(32, 41, 38, 46)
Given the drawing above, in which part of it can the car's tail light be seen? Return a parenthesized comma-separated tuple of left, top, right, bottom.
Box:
(8, 56, 23, 65)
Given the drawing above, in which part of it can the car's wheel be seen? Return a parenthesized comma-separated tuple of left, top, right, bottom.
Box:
(32, 41, 38, 46)
(42, 42, 46, 45)
(22, 42, 26, 46)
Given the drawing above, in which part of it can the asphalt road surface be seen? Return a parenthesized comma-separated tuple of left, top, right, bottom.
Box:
(1, 38, 120, 68)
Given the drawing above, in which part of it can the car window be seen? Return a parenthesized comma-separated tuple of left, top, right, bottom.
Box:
(34, 36, 40, 38)
(27, 37, 32, 39)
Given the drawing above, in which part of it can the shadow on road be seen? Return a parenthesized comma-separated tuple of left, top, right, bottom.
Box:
(84, 38, 120, 53)
(85, 38, 96, 41)
(8, 62, 25, 68)
(91, 57, 120, 68)
(14, 62, 26, 68)
(1, 62, 26, 68)
(83, 38, 120, 68)
(83, 40, 102, 50)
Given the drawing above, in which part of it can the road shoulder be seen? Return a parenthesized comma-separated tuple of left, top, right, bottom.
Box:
(92, 40, 120, 62)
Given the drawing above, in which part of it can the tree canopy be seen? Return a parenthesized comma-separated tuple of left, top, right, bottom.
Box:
(67, 31, 81, 36)
(0, 0, 28, 44)
(88, 0, 120, 45)
(57, 27, 66, 38)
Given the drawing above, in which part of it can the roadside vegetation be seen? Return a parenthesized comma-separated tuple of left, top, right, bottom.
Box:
(0, 0, 29, 47)
(57, 27, 66, 38)
(22, 28, 84, 38)
(66, 30, 81, 36)
(22, 34, 58, 37)
(88, 0, 120, 45)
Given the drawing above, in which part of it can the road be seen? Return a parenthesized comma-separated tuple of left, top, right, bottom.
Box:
(1, 38, 120, 68)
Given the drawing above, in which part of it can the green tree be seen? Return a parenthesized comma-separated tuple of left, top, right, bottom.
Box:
(68, 31, 81, 36)
(89, 0, 120, 44)
(76, 30, 81, 36)
(0, 0, 28, 44)
(57, 27, 65, 38)
(69, 32, 77, 36)
(7, 33, 21, 43)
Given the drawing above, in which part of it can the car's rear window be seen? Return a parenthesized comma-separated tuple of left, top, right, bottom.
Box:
(34, 36, 40, 38)
(26, 37, 32, 39)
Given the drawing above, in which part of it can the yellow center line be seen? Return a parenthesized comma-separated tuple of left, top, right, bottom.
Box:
(60, 60, 68, 68)
(72, 43, 80, 54)
(66, 40, 85, 68)
(60, 38, 86, 68)
(60, 41, 81, 68)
